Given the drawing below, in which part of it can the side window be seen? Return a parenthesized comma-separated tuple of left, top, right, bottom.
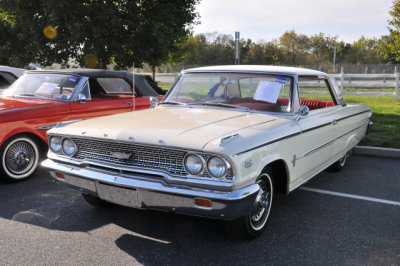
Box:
(97, 78, 132, 94)
(298, 77, 336, 111)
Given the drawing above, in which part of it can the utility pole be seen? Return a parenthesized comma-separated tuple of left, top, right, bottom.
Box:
(235, 31, 240, 65)
(333, 46, 336, 72)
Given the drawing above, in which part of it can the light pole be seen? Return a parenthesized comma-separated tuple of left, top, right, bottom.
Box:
(235, 31, 240, 65)
(333, 46, 336, 72)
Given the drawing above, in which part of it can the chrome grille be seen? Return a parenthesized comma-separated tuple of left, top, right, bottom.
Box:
(70, 137, 234, 179)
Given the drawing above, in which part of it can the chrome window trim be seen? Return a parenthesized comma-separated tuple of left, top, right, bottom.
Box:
(70, 76, 90, 101)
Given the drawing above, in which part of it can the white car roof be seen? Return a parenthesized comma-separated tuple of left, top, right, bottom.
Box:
(183, 65, 326, 76)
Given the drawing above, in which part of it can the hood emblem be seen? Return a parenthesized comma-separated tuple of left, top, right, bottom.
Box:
(128, 136, 135, 142)
(111, 151, 133, 160)
(158, 140, 166, 145)
(220, 134, 239, 146)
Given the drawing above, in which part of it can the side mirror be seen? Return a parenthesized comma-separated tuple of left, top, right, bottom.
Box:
(77, 93, 87, 103)
(296, 105, 309, 121)
(149, 96, 158, 108)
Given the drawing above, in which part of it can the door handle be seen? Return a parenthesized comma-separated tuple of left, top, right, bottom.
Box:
(331, 120, 338, 125)
(123, 101, 132, 105)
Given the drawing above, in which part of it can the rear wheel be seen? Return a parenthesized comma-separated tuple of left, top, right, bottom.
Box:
(82, 193, 115, 208)
(327, 154, 347, 172)
(225, 168, 274, 240)
(0, 135, 40, 182)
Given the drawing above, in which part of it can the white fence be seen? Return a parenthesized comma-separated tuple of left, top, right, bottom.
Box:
(148, 73, 399, 101)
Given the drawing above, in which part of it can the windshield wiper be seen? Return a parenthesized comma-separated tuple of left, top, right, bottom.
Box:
(159, 101, 188, 106)
(202, 102, 250, 112)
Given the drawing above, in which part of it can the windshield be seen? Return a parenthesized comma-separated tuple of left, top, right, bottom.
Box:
(165, 73, 293, 113)
(4, 73, 82, 100)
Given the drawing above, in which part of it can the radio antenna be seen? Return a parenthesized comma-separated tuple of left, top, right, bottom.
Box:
(132, 63, 136, 112)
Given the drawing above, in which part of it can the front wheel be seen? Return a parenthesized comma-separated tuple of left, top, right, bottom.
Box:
(225, 169, 274, 240)
(0, 135, 40, 182)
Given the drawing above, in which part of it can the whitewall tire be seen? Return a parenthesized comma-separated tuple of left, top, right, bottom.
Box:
(0, 136, 40, 182)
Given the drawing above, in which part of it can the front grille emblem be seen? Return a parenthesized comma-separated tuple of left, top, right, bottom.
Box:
(110, 151, 133, 160)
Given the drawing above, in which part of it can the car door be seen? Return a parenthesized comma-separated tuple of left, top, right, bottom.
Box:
(293, 76, 340, 184)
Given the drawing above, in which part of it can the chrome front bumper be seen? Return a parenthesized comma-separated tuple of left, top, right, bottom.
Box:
(42, 159, 260, 220)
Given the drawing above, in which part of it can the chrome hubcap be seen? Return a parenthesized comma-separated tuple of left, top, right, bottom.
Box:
(5, 141, 35, 175)
(250, 176, 272, 230)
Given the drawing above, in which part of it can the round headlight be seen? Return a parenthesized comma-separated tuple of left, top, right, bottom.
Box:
(49, 137, 62, 153)
(62, 138, 77, 156)
(184, 154, 204, 175)
(207, 157, 227, 178)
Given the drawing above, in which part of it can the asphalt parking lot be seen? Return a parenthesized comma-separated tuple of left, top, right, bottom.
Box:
(0, 155, 399, 265)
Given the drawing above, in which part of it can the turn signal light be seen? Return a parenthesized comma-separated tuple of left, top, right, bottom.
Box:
(195, 198, 212, 208)
(55, 171, 65, 179)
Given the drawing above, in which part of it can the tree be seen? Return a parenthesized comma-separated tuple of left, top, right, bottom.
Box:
(307, 33, 337, 65)
(278, 30, 310, 65)
(379, 0, 400, 63)
(0, 0, 200, 74)
(350, 37, 384, 64)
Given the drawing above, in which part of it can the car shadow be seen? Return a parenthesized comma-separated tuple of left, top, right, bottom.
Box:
(0, 167, 300, 264)
(2, 159, 396, 265)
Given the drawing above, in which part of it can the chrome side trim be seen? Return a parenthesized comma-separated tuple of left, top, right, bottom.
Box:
(301, 139, 335, 159)
(233, 131, 301, 157)
(335, 122, 369, 140)
(337, 110, 370, 122)
(36, 124, 58, 130)
(234, 114, 370, 157)
(55, 120, 82, 128)
(293, 121, 369, 164)
(301, 110, 370, 134)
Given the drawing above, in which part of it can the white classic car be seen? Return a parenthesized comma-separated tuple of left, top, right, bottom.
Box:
(42, 65, 372, 239)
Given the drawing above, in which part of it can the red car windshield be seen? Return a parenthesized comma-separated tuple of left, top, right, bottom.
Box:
(4, 73, 81, 100)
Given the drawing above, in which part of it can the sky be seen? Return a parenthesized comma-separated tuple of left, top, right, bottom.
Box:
(192, 0, 393, 43)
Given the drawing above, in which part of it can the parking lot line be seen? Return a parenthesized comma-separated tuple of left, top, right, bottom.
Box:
(300, 187, 400, 207)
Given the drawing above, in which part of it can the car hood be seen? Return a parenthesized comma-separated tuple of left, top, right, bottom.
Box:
(0, 96, 62, 110)
(53, 106, 281, 150)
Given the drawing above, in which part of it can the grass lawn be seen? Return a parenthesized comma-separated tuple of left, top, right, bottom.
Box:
(158, 82, 399, 149)
(344, 95, 400, 149)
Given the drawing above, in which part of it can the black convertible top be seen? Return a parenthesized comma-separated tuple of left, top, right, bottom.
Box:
(26, 69, 159, 97)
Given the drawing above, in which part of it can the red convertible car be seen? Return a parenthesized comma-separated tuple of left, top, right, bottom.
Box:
(0, 69, 160, 182)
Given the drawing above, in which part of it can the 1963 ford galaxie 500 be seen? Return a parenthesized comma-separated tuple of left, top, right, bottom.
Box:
(0, 69, 160, 182)
(42, 65, 372, 239)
